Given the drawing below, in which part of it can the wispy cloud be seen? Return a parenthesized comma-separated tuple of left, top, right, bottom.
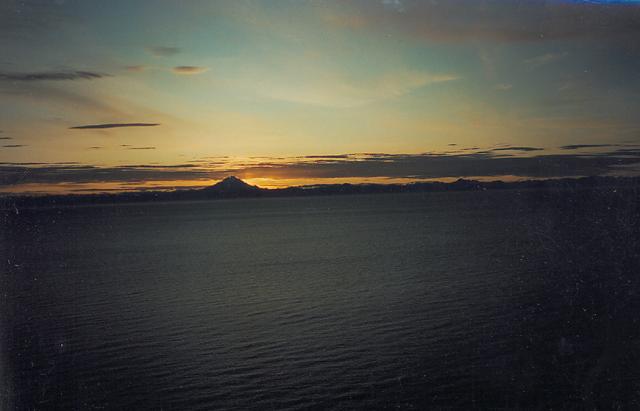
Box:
(126, 146, 156, 150)
(0, 82, 128, 118)
(69, 123, 160, 129)
(0, 70, 107, 81)
(382, 0, 405, 12)
(146, 46, 181, 57)
(172, 66, 209, 75)
(257, 69, 457, 107)
(495, 83, 513, 91)
(3, 144, 27, 148)
(0, 137, 12, 140)
(493, 146, 543, 152)
(124, 65, 148, 72)
(524, 52, 568, 69)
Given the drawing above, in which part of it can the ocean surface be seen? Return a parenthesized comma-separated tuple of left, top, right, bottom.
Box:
(2, 189, 640, 409)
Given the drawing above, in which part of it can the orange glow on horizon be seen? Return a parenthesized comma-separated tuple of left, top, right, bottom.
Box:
(2, 175, 546, 196)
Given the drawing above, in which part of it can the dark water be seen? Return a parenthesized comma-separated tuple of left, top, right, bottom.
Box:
(2, 189, 640, 409)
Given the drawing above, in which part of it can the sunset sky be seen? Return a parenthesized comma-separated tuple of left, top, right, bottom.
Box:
(1, 0, 640, 194)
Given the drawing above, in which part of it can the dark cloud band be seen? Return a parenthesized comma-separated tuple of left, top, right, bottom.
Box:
(69, 123, 160, 129)
(0, 71, 106, 81)
(493, 147, 543, 152)
(560, 144, 619, 150)
(2, 149, 640, 189)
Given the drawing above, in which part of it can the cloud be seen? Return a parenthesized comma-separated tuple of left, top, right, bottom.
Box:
(258, 69, 457, 107)
(320, 12, 368, 29)
(0, 164, 215, 187)
(304, 155, 350, 159)
(0, 1, 74, 41)
(146, 46, 181, 57)
(0, 137, 12, 140)
(0, 70, 107, 81)
(382, 0, 405, 12)
(3, 149, 640, 190)
(118, 164, 195, 168)
(124, 65, 148, 72)
(560, 144, 619, 150)
(172, 66, 209, 75)
(0, 162, 80, 166)
(69, 123, 160, 129)
(495, 84, 513, 91)
(524, 52, 568, 69)
(493, 146, 544, 152)
(2, 144, 26, 148)
(0, 82, 128, 118)
(87, 146, 103, 150)
(233, 151, 640, 180)
(319, 0, 640, 43)
(126, 146, 156, 150)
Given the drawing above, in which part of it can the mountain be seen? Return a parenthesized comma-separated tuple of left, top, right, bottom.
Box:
(4, 175, 640, 209)
(202, 176, 260, 195)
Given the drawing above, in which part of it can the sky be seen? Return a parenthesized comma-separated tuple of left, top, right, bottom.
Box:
(1, 0, 640, 194)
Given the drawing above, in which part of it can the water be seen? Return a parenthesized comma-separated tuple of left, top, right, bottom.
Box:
(2, 190, 640, 409)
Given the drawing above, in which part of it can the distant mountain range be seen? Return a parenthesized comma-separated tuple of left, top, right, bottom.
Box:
(3, 175, 640, 209)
